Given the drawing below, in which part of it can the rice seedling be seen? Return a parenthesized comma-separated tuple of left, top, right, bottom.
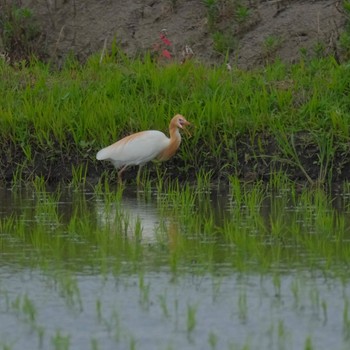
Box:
(33, 191, 62, 229)
(277, 319, 288, 350)
(321, 299, 328, 325)
(208, 331, 218, 350)
(343, 299, 350, 340)
(238, 289, 248, 322)
(138, 272, 151, 310)
(11, 164, 26, 187)
(309, 286, 320, 315)
(0, 214, 16, 236)
(91, 338, 100, 350)
(158, 292, 170, 318)
(11, 293, 37, 326)
(195, 169, 214, 193)
(268, 171, 295, 191)
(272, 129, 315, 185)
(31, 175, 48, 192)
(290, 277, 300, 308)
(272, 273, 281, 297)
(186, 303, 197, 334)
(129, 335, 136, 350)
(70, 163, 89, 188)
(57, 271, 83, 311)
(110, 309, 122, 343)
(95, 298, 104, 325)
(304, 336, 314, 350)
(230, 178, 267, 213)
(156, 180, 197, 215)
(0, 342, 13, 350)
(51, 330, 70, 350)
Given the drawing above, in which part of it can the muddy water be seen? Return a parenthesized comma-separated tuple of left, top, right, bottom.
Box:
(0, 185, 349, 350)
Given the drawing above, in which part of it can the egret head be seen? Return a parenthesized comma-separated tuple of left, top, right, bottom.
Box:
(172, 114, 190, 129)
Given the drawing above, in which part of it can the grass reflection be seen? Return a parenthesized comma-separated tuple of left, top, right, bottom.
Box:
(1, 179, 350, 349)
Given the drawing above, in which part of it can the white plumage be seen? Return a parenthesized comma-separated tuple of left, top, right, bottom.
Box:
(96, 114, 190, 182)
(96, 130, 170, 167)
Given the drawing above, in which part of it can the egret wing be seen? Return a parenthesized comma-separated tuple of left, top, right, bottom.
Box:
(96, 130, 169, 168)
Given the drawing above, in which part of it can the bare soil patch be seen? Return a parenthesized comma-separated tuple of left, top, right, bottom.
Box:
(17, 0, 347, 67)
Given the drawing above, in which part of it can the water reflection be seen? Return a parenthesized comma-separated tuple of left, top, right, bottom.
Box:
(95, 194, 163, 241)
(0, 184, 350, 349)
(1, 184, 350, 270)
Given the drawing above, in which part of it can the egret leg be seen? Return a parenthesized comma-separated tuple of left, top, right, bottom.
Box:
(117, 165, 128, 184)
(136, 165, 143, 185)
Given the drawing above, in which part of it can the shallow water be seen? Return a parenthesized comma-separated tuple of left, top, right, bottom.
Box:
(0, 184, 350, 350)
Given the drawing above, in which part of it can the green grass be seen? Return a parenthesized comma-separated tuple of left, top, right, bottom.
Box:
(1, 52, 350, 184)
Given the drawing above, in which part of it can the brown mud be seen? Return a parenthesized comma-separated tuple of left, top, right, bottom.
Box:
(2, 131, 350, 185)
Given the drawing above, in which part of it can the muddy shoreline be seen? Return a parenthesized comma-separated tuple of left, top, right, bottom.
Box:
(3, 131, 350, 185)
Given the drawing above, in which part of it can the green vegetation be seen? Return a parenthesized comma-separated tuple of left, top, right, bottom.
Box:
(0, 3, 41, 61)
(1, 50, 350, 184)
(262, 35, 282, 61)
(212, 30, 237, 54)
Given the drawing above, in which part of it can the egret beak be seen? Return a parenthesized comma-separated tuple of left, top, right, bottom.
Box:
(182, 121, 192, 138)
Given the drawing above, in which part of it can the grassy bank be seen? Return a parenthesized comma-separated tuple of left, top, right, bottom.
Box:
(1, 51, 350, 185)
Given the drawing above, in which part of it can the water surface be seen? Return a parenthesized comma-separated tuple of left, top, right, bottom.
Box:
(0, 184, 349, 350)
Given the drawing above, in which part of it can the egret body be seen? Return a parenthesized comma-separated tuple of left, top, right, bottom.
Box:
(96, 114, 190, 182)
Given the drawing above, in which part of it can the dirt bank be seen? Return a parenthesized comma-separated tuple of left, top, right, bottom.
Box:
(12, 0, 347, 67)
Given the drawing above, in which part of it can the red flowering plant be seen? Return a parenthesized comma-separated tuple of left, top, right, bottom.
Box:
(152, 29, 194, 64)
(152, 29, 173, 62)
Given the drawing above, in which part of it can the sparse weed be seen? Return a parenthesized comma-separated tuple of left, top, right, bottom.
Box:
(263, 35, 282, 62)
(0, 4, 42, 61)
(235, 5, 250, 23)
(212, 31, 237, 55)
(203, 0, 219, 30)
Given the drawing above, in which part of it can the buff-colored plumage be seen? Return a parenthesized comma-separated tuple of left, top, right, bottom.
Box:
(96, 114, 190, 182)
